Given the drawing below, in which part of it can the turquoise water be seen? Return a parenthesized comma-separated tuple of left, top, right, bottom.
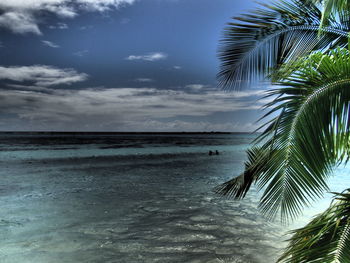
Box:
(0, 133, 347, 262)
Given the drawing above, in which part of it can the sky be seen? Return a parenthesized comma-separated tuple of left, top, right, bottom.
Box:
(0, 0, 269, 132)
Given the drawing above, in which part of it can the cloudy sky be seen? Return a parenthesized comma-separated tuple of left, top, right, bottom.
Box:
(0, 0, 267, 132)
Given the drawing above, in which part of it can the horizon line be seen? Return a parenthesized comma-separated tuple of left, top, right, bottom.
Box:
(0, 131, 257, 134)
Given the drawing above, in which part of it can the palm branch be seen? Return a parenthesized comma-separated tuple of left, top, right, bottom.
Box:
(214, 146, 273, 198)
(218, 0, 350, 90)
(302, 0, 350, 27)
(217, 48, 350, 222)
(278, 190, 350, 262)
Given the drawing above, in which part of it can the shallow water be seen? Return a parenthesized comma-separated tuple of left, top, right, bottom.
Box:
(0, 133, 348, 262)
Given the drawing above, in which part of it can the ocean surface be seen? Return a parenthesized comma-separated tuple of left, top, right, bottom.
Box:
(0, 133, 348, 263)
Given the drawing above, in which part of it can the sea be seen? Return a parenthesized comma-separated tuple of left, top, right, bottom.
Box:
(0, 132, 348, 263)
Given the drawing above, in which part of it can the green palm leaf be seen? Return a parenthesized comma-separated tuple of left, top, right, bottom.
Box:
(214, 146, 272, 198)
(278, 190, 350, 262)
(258, 48, 350, 221)
(216, 0, 350, 260)
(217, 48, 350, 222)
(302, 0, 350, 27)
(218, 0, 349, 90)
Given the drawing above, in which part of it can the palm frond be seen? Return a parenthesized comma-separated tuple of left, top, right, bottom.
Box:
(253, 48, 350, 221)
(218, 0, 349, 90)
(217, 48, 350, 222)
(302, 0, 350, 28)
(258, 48, 350, 222)
(214, 146, 272, 198)
(278, 190, 350, 262)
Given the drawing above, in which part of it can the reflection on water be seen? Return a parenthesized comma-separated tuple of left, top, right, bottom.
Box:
(0, 133, 345, 262)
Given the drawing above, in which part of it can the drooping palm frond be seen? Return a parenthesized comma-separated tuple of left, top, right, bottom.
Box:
(217, 48, 350, 222)
(278, 190, 350, 262)
(218, 0, 350, 90)
(214, 146, 272, 198)
(256, 48, 350, 221)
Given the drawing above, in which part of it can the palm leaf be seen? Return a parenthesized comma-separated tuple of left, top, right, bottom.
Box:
(302, 0, 350, 28)
(218, 0, 349, 90)
(255, 49, 350, 221)
(217, 48, 350, 222)
(214, 146, 272, 198)
(278, 190, 350, 262)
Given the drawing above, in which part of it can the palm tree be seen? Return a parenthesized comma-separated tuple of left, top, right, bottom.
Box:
(307, 0, 350, 26)
(216, 0, 350, 261)
(217, 0, 349, 90)
(280, 189, 350, 262)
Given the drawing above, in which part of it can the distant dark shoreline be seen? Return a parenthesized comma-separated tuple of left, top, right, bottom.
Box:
(0, 131, 253, 135)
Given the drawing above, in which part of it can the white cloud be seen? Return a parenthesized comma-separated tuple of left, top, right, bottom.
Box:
(75, 0, 136, 12)
(74, 50, 89, 57)
(132, 120, 260, 132)
(126, 52, 168, 62)
(0, 86, 267, 131)
(0, 12, 41, 35)
(173, 66, 181, 70)
(48, 22, 68, 29)
(0, 65, 88, 88)
(79, 25, 93, 30)
(135, 78, 154, 83)
(0, 0, 136, 12)
(186, 84, 206, 90)
(42, 40, 60, 48)
(0, 0, 136, 35)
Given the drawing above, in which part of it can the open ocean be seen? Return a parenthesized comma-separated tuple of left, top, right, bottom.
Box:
(0, 132, 348, 263)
